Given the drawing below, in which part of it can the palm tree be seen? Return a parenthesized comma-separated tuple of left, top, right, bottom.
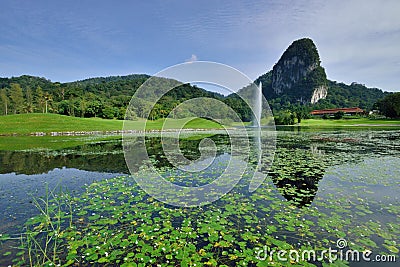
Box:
(24, 103, 34, 113)
(44, 93, 52, 113)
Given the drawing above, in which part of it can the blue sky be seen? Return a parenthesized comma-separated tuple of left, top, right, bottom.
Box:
(1, 0, 399, 91)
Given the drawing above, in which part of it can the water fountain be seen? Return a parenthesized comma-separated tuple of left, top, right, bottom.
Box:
(253, 82, 262, 127)
(248, 81, 264, 192)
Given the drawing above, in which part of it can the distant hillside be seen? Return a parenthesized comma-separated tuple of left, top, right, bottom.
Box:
(322, 81, 390, 110)
(0, 75, 54, 91)
(67, 74, 151, 86)
(0, 74, 223, 120)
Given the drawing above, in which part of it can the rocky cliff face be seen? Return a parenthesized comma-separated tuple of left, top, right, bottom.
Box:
(310, 85, 328, 104)
(271, 38, 328, 103)
(272, 56, 317, 95)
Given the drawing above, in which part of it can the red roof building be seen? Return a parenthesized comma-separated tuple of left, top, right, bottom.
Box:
(310, 107, 364, 116)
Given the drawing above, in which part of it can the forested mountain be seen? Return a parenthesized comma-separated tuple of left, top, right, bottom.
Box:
(69, 74, 150, 85)
(0, 75, 145, 118)
(0, 38, 392, 121)
(0, 74, 226, 120)
(250, 38, 390, 113)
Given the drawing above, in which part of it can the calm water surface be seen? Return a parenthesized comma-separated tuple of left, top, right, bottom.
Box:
(0, 128, 399, 266)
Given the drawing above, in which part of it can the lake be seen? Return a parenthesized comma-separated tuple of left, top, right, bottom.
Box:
(0, 128, 399, 266)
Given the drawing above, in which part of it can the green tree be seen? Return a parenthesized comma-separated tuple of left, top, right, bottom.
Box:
(0, 88, 9, 115)
(102, 106, 117, 119)
(274, 110, 295, 125)
(80, 98, 87, 117)
(10, 83, 24, 114)
(117, 107, 127, 120)
(44, 92, 52, 113)
(375, 92, 400, 118)
(35, 86, 45, 113)
(57, 100, 70, 115)
(24, 87, 34, 113)
(124, 106, 137, 120)
(334, 111, 344, 119)
(130, 97, 150, 118)
(85, 100, 103, 118)
(292, 105, 309, 123)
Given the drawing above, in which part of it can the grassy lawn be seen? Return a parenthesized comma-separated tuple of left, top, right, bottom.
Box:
(0, 114, 123, 135)
(0, 114, 223, 135)
(0, 114, 223, 150)
(299, 118, 400, 127)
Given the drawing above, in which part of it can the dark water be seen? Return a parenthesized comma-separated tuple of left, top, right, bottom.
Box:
(0, 140, 128, 175)
(0, 140, 127, 244)
(0, 134, 230, 235)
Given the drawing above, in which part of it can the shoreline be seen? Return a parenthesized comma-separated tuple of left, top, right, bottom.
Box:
(2, 123, 400, 137)
(0, 128, 228, 137)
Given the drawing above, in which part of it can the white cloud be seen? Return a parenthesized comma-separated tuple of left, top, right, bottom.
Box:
(186, 54, 198, 63)
(1, 0, 399, 90)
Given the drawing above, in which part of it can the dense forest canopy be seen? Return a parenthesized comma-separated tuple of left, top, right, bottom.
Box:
(0, 75, 236, 121)
(0, 73, 392, 122)
(259, 78, 390, 113)
(374, 92, 400, 118)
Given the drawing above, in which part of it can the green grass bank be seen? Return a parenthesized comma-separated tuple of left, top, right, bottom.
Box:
(0, 113, 223, 135)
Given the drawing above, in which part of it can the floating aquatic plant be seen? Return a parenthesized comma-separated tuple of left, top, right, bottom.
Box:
(7, 129, 399, 266)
